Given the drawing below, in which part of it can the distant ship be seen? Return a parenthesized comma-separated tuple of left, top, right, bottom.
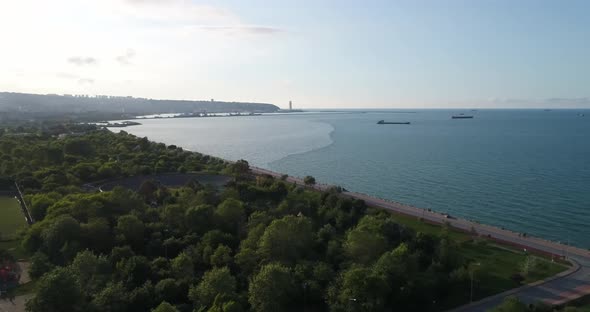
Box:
(452, 114, 474, 119)
(377, 120, 410, 125)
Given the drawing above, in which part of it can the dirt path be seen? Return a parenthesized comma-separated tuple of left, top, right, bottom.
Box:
(0, 294, 32, 312)
(0, 262, 31, 312)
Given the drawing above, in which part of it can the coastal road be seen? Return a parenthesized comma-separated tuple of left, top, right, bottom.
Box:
(250, 166, 590, 311)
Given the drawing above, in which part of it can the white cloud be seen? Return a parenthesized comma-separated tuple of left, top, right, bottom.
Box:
(57, 73, 95, 84)
(96, 0, 281, 34)
(67, 56, 98, 66)
(115, 49, 136, 65)
(0, 0, 285, 100)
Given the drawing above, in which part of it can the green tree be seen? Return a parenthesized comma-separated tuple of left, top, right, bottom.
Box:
(303, 176, 316, 186)
(81, 218, 112, 253)
(41, 214, 82, 262)
(489, 296, 529, 312)
(129, 281, 156, 311)
(344, 215, 392, 265)
(185, 204, 214, 235)
(138, 180, 159, 201)
(29, 192, 60, 221)
(163, 204, 186, 231)
(110, 245, 135, 266)
(210, 245, 233, 267)
(207, 296, 243, 312)
(234, 247, 259, 278)
(26, 267, 85, 312)
(258, 215, 313, 264)
(115, 214, 145, 248)
(215, 199, 245, 234)
(63, 139, 94, 157)
(70, 250, 111, 296)
(116, 256, 151, 288)
(152, 301, 179, 312)
(520, 255, 537, 279)
(248, 263, 295, 312)
(189, 267, 237, 308)
(28, 251, 54, 279)
(327, 266, 390, 312)
(91, 282, 129, 312)
(155, 278, 181, 304)
(228, 159, 250, 177)
(171, 251, 194, 280)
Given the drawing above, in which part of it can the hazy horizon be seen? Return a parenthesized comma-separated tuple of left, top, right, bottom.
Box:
(2, 0, 590, 109)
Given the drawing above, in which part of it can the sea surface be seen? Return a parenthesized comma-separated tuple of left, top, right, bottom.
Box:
(117, 110, 590, 248)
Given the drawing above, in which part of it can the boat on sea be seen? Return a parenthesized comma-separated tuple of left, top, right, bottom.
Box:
(377, 120, 410, 125)
(451, 114, 474, 119)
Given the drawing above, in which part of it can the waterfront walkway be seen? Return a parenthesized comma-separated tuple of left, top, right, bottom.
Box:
(250, 166, 590, 311)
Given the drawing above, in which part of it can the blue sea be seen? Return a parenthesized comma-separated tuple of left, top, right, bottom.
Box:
(119, 110, 590, 248)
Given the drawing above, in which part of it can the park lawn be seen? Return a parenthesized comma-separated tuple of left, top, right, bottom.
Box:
(387, 211, 472, 242)
(0, 196, 27, 240)
(0, 240, 28, 260)
(460, 241, 567, 299)
(384, 209, 569, 307)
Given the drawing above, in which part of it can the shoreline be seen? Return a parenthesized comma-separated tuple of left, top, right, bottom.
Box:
(115, 115, 588, 250)
(248, 165, 590, 310)
(250, 166, 589, 257)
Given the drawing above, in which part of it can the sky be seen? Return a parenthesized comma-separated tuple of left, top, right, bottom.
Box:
(1, 0, 589, 109)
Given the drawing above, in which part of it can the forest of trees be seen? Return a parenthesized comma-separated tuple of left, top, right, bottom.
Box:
(0, 126, 581, 312)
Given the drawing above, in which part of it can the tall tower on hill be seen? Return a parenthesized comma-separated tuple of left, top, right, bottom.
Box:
(289, 100, 292, 110)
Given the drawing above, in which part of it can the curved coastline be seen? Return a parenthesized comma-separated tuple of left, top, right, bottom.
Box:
(113, 116, 335, 168)
(267, 119, 337, 168)
(111, 116, 590, 309)
(249, 165, 590, 311)
(113, 111, 590, 249)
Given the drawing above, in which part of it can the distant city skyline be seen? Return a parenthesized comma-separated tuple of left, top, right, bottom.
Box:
(1, 0, 589, 109)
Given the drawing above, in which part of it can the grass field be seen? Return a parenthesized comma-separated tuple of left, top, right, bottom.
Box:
(0, 240, 28, 259)
(460, 242, 567, 299)
(0, 196, 27, 240)
(386, 210, 569, 307)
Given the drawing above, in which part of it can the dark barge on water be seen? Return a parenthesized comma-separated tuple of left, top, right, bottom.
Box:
(451, 114, 474, 119)
(377, 120, 411, 125)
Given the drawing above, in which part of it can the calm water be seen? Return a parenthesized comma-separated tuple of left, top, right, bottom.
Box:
(119, 110, 590, 248)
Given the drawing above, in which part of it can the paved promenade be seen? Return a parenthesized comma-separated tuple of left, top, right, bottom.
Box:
(250, 166, 590, 311)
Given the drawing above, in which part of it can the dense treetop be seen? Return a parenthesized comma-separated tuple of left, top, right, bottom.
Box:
(0, 126, 536, 311)
(0, 128, 225, 195)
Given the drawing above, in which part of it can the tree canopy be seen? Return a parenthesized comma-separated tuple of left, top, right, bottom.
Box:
(4, 127, 509, 312)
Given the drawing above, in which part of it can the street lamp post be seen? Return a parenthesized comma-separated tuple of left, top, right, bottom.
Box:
(302, 282, 307, 312)
(348, 298, 358, 312)
(470, 263, 481, 303)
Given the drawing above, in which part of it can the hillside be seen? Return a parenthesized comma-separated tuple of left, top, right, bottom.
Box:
(0, 92, 280, 121)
